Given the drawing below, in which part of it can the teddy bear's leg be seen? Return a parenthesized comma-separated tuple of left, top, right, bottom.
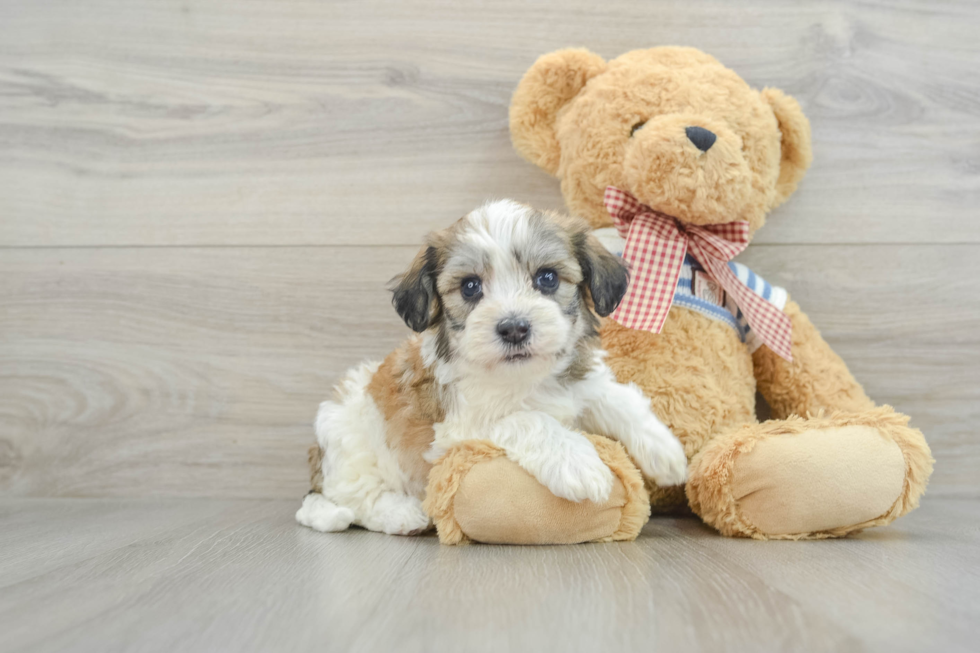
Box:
(424, 435, 650, 545)
(686, 408, 934, 539)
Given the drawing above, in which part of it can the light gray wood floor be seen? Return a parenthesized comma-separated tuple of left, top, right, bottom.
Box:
(1, 497, 978, 653)
(2, 0, 979, 650)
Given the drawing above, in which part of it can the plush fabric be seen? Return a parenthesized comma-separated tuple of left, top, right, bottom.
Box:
(425, 435, 650, 545)
(729, 425, 906, 536)
(426, 46, 934, 545)
(510, 47, 812, 234)
(491, 46, 933, 541)
(688, 409, 933, 539)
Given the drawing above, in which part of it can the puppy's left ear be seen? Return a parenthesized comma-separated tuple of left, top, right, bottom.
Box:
(390, 246, 439, 332)
(574, 232, 629, 317)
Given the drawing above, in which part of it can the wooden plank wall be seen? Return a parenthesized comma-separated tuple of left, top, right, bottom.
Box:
(1, 0, 977, 499)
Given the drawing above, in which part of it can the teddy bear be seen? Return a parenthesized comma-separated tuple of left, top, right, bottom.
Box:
(422, 46, 934, 543)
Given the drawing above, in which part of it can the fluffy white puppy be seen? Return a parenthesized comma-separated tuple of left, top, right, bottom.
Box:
(297, 200, 687, 535)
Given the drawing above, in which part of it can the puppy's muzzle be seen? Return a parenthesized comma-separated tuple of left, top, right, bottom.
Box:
(496, 317, 531, 346)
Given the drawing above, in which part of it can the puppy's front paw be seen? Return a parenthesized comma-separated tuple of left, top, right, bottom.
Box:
(632, 423, 688, 487)
(533, 441, 616, 504)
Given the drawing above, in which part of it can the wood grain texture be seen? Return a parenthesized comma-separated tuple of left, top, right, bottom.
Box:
(0, 244, 977, 499)
(1, 497, 978, 653)
(0, 1, 977, 499)
(1, 0, 978, 247)
(1, 2, 977, 649)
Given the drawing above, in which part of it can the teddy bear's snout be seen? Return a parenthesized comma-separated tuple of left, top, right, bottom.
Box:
(622, 113, 754, 226)
(685, 126, 717, 152)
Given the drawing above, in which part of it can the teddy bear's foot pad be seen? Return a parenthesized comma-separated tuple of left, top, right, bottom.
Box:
(731, 425, 905, 537)
(424, 435, 651, 545)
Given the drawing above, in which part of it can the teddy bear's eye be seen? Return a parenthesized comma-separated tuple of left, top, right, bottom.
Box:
(630, 121, 647, 137)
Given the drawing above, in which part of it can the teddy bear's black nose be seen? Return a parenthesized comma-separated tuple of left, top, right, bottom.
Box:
(685, 126, 717, 152)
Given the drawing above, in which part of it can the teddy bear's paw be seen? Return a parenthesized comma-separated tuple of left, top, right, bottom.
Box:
(632, 430, 689, 487)
(531, 443, 616, 504)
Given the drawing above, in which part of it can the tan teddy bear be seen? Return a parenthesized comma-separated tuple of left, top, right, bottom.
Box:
(423, 46, 933, 543)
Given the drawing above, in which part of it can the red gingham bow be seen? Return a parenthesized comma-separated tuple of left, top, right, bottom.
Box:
(605, 186, 793, 361)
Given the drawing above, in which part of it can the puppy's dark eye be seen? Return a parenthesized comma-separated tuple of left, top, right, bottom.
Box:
(534, 268, 559, 294)
(460, 276, 482, 300)
(630, 121, 647, 137)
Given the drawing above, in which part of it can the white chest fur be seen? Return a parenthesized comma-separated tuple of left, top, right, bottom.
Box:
(448, 373, 582, 428)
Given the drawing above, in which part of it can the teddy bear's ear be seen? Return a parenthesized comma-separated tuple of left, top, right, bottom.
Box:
(510, 49, 607, 176)
(761, 88, 814, 207)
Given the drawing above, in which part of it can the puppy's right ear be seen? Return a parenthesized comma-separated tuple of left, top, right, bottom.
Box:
(509, 49, 607, 176)
(390, 246, 439, 332)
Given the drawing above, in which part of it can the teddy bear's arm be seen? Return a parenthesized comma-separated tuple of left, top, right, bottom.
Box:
(752, 297, 875, 419)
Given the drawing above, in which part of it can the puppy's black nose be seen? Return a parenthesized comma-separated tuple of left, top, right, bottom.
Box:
(497, 318, 530, 345)
(685, 126, 717, 152)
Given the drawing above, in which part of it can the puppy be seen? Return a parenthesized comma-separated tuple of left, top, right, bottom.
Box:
(296, 200, 687, 535)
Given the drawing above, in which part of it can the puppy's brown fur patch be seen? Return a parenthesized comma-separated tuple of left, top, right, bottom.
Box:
(308, 444, 324, 493)
(561, 324, 601, 383)
(367, 336, 444, 490)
